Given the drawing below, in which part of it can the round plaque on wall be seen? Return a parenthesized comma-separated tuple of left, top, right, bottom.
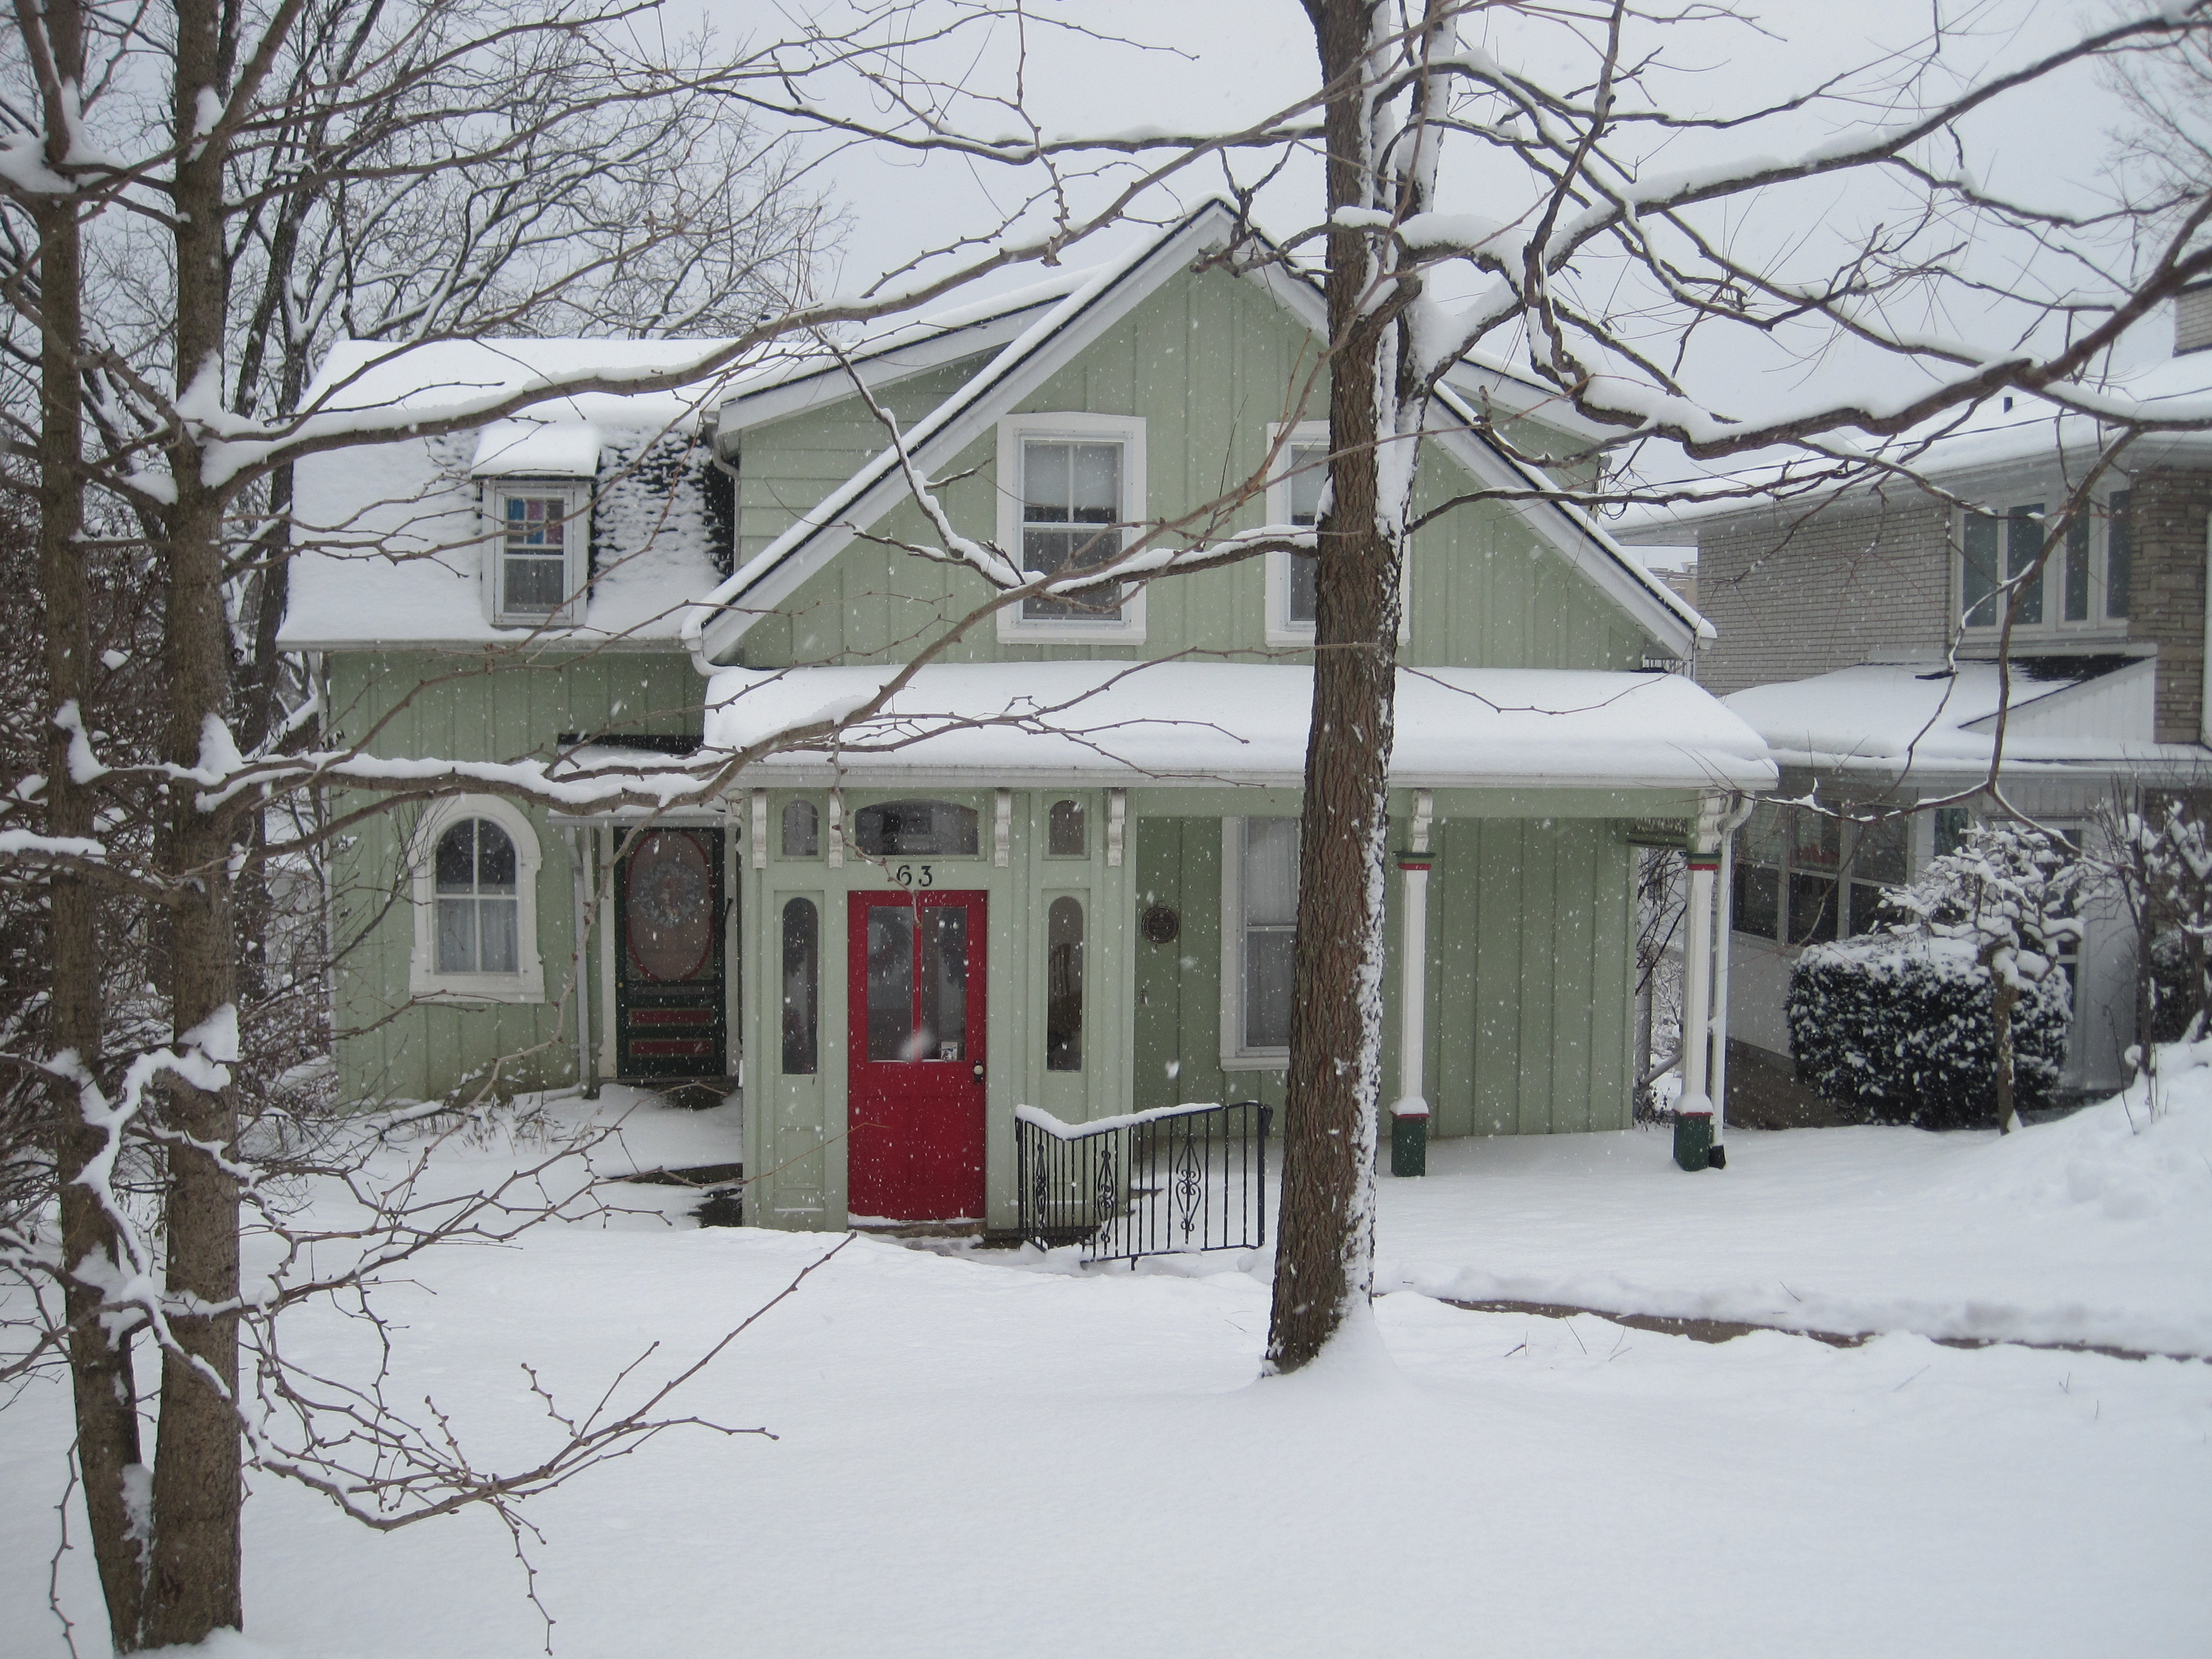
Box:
(1141, 903, 1181, 945)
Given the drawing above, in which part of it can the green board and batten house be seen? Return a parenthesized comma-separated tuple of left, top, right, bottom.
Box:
(281, 203, 1774, 1232)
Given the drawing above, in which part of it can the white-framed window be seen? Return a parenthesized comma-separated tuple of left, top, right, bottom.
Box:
(1959, 489, 2130, 635)
(1264, 422, 1327, 645)
(996, 412, 1147, 642)
(1219, 816, 1298, 1067)
(483, 481, 589, 627)
(408, 796, 546, 1002)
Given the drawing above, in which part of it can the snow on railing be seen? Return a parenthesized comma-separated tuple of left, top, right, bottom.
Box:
(1013, 1100, 1272, 1266)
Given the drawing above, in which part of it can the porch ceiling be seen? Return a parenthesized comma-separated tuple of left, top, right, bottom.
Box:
(686, 660, 1775, 794)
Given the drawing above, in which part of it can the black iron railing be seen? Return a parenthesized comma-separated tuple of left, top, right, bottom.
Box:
(1014, 1100, 1272, 1265)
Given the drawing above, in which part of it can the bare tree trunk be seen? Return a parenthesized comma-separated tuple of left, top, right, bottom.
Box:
(21, 0, 153, 1637)
(139, 0, 246, 1641)
(1266, 0, 1401, 1373)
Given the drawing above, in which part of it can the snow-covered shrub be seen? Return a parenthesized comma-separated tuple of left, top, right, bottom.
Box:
(1788, 933, 2072, 1127)
(2092, 790, 2212, 1047)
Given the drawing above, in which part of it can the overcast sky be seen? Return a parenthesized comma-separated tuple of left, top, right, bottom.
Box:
(694, 1, 2182, 466)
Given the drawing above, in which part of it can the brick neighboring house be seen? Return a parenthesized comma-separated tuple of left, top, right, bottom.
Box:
(1621, 292, 2212, 1104)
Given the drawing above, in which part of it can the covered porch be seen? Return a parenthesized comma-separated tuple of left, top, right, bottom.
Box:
(564, 661, 1773, 1232)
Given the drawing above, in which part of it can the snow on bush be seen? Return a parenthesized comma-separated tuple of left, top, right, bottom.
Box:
(1791, 822, 2080, 1130)
(1789, 933, 2071, 1127)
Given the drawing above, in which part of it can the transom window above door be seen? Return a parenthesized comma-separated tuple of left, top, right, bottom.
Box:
(996, 414, 1147, 642)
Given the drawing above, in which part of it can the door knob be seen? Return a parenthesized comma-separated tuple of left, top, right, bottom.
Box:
(971, 1063, 985, 1082)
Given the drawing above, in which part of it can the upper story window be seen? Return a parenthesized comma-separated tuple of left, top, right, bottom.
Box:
(1265, 422, 1327, 643)
(484, 482, 590, 628)
(996, 413, 1147, 642)
(1960, 491, 2129, 635)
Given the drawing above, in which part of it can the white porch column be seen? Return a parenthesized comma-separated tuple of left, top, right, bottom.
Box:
(568, 827, 598, 1099)
(1675, 794, 1726, 1170)
(1390, 791, 1435, 1175)
(1708, 794, 1755, 1159)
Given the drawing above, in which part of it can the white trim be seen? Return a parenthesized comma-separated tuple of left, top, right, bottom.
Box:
(407, 796, 547, 1003)
(994, 412, 1149, 643)
(1264, 421, 1327, 646)
(1218, 816, 1294, 1070)
(692, 201, 1700, 666)
(481, 479, 591, 629)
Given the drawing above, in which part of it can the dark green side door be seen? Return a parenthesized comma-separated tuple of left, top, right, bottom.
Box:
(614, 827, 728, 1078)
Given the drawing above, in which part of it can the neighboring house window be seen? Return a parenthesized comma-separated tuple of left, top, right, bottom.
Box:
(1732, 805, 1904, 946)
(484, 483, 589, 626)
(1960, 493, 2128, 634)
(1264, 422, 1327, 644)
(1221, 817, 1298, 1065)
(996, 414, 1147, 642)
(409, 797, 545, 1001)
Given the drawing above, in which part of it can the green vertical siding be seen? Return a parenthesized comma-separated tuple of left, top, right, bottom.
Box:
(324, 649, 700, 1105)
(1133, 811, 1637, 1139)
(733, 264, 1646, 673)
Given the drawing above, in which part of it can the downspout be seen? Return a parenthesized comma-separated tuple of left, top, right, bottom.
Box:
(1707, 793, 1757, 1166)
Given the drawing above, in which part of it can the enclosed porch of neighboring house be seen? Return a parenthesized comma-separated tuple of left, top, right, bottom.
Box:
(544, 659, 1772, 1239)
(1718, 657, 2212, 1104)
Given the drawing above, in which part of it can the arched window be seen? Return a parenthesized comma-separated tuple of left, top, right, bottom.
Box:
(1047, 798, 1086, 857)
(435, 818, 518, 973)
(410, 797, 545, 1001)
(1045, 896, 1084, 1071)
(781, 897, 819, 1074)
(781, 799, 820, 858)
(853, 799, 979, 857)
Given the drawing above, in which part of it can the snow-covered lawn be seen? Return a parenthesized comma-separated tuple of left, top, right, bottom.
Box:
(7, 1058, 2211, 1658)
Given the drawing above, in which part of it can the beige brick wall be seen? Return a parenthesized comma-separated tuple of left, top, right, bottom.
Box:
(1691, 495, 1952, 695)
(2130, 468, 2212, 742)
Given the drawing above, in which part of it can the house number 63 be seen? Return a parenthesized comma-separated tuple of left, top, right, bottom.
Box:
(891, 863, 935, 888)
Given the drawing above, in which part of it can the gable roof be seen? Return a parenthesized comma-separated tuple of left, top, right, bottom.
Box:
(681, 201, 1709, 666)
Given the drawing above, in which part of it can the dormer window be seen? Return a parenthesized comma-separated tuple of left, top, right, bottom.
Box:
(485, 483, 589, 626)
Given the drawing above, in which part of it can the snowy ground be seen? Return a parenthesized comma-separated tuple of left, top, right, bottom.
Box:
(7, 1055, 2211, 1658)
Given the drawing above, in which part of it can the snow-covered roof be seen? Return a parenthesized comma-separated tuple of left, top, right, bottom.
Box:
(1724, 658, 2210, 778)
(280, 340, 736, 649)
(686, 201, 1709, 665)
(691, 660, 1775, 792)
(1618, 352, 2212, 541)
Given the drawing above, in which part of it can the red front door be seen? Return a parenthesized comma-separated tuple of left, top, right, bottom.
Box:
(846, 889, 987, 1222)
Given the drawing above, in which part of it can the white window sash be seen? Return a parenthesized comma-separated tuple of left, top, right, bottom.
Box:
(995, 414, 1147, 643)
(484, 482, 590, 628)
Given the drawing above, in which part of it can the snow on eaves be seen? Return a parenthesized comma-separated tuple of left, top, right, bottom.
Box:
(1726, 660, 2211, 777)
(278, 340, 736, 650)
(700, 659, 1776, 793)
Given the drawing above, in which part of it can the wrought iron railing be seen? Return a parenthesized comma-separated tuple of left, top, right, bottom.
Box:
(1014, 1100, 1272, 1265)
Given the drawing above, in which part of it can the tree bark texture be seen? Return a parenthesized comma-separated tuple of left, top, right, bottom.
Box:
(1267, 0, 1403, 1372)
(22, 0, 152, 1638)
(139, 0, 246, 1641)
